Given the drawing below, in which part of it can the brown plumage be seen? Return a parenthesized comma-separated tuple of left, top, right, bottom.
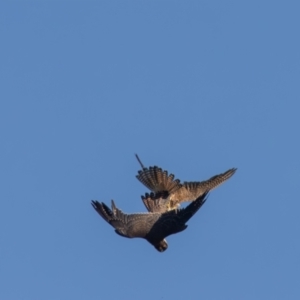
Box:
(135, 154, 236, 212)
(91, 192, 208, 252)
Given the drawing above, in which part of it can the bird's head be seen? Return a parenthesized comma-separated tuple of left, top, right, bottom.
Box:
(154, 239, 168, 252)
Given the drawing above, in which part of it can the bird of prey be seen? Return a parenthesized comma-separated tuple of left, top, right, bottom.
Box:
(91, 192, 208, 252)
(135, 154, 236, 212)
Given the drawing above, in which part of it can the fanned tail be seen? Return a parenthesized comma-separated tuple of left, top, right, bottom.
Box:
(141, 192, 169, 213)
(137, 166, 182, 194)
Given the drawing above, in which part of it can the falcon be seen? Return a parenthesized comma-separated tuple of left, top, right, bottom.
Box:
(91, 192, 208, 252)
(135, 154, 236, 212)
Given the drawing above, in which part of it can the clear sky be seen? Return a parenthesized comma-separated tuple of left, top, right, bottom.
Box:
(1, 1, 299, 299)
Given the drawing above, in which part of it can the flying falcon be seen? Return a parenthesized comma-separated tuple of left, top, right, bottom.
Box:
(91, 192, 208, 252)
(135, 154, 236, 212)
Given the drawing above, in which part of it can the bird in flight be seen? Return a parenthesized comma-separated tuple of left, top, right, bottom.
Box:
(91, 192, 208, 252)
(135, 154, 236, 213)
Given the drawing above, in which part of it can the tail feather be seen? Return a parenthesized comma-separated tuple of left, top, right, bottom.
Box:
(137, 166, 182, 195)
(141, 192, 169, 213)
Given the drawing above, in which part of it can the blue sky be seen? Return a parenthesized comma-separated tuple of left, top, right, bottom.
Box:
(1, 1, 299, 299)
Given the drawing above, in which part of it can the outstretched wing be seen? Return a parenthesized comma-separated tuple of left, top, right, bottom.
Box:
(91, 200, 159, 238)
(174, 191, 208, 223)
(170, 168, 237, 204)
(146, 192, 209, 241)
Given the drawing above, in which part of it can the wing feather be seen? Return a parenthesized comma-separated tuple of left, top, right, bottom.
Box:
(92, 200, 160, 238)
(172, 168, 237, 204)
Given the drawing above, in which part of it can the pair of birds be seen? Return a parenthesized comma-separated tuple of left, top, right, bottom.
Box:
(92, 155, 237, 252)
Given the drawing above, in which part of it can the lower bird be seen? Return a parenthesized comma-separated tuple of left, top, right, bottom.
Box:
(91, 192, 208, 252)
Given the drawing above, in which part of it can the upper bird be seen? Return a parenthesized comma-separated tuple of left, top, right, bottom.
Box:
(135, 154, 236, 213)
(91, 191, 208, 252)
